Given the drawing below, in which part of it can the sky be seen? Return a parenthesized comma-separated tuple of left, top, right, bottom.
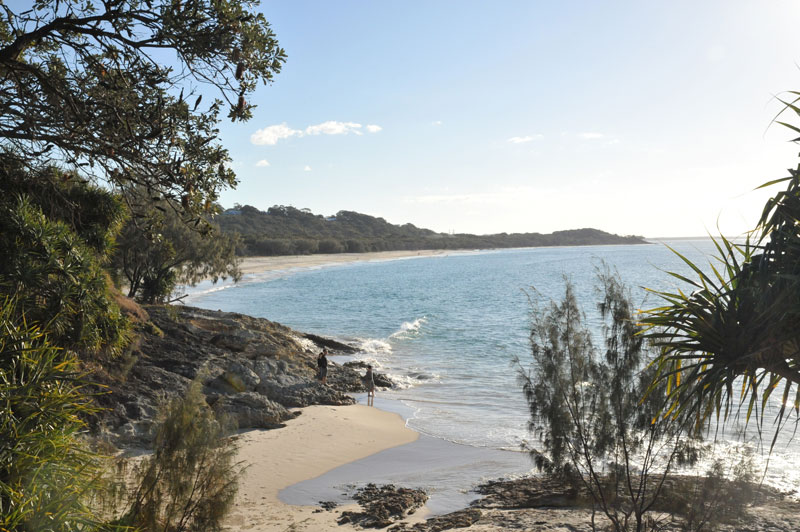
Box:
(216, 0, 800, 238)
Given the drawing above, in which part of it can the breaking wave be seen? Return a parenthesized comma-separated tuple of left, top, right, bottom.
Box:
(389, 317, 427, 339)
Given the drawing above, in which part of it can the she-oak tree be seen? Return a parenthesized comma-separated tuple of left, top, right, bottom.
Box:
(0, 0, 286, 218)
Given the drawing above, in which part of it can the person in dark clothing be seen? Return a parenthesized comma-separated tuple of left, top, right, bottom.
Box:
(317, 348, 328, 384)
(365, 364, 375, 406)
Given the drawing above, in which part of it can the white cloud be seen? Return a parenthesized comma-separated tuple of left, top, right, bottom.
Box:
(251, 123, 302, 145)
(251, 120, 383, 145)
(432, 120, 443, 126)
(305, 121, 362, 136)
(578, 132, 605, 140)
(256, 159, 270, 167)
(507, 134, 543, 144)
(304, 165, 312, 172)
(250, 120, 383, 146)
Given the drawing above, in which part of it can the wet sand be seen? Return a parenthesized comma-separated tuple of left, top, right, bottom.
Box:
(222, 404, 419, 531)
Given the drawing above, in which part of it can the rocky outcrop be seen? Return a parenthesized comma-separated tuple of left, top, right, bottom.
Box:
(338, 484, 428, 529)
(92, 305, 385, 446)
(391, 476, 800, 532)
(390, 509, 482, 532)
(344, 360, 394, 388)
(302, 332, 357, 353)
(473, 476, 582, 509)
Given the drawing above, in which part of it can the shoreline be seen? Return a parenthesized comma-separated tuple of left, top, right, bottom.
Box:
(223, 403, 421, 531)
(234, 242, 665, 277)
(236, 249, 468, 276)
(224, 398, 800, 532)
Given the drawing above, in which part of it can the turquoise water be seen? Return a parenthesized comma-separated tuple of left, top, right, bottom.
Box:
(187, 240, 799, 497)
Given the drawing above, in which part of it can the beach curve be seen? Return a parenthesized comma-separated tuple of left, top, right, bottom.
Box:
(223, 403, 420, 531)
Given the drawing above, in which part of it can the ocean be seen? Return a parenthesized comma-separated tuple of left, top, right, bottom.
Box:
(186, 240, 799, 509)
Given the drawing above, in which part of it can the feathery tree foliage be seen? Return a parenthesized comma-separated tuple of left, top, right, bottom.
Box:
(519, 273, 700, 532)
(0, 0, 285, 220)
(118, 380, 241, 532)
(113, 192, 240, 303)
(642, 102, 800, 445)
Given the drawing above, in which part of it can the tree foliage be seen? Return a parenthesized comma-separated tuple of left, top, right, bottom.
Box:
(118, 380, 241, 532)
(0, 0, 285, 219)
(0, 300, 109, 531)
(519, 273, 700, 531)
(218, 204, 646, 256)
(641, 102, 800, 445)
(0, 158, 130, 358)
(113, 193, 240, 303)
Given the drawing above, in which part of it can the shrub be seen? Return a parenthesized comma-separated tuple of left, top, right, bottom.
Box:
(0, 196, 130, 358)
(112, 191, 240, 304)
(317, 238, 344, 254)
(0, 299, 110, 531)
(118, 380, 242, 532)
(518, 271, 702, 532)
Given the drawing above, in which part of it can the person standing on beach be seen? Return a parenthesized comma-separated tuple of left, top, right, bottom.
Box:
(365, 364, 375, 406)
(317, 348, 328, 384)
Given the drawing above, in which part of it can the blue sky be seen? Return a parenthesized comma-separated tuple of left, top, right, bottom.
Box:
(217, 1, 800, 237)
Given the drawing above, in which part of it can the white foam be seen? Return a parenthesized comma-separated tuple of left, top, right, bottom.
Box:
(291, 334, 318, 353)
(379, 370, 442, 391)
(389, 317, 427, 339)
(181, 280, 238, 302)
(355, 338, 393, 356)
(354, 355, 385, 371)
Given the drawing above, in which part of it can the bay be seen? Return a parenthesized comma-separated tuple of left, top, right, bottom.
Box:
(187, 240, 799, 500)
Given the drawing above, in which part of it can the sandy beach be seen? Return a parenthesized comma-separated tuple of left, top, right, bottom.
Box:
(223, 404, 420, 532)
(237, 250, 461, 276)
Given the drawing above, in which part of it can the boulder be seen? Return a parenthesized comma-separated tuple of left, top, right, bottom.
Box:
(210, 328, 256, 351)
(302, 332, 357, 353)
(222, 360, 260, 392)
(341, 361, 394, 390)
(211, 392, 296, 429)
(256, 380, 356, 408)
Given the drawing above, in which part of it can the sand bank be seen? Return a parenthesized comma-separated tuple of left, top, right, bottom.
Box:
(237, 249, 462, 275)
(223, 404, 419, 532)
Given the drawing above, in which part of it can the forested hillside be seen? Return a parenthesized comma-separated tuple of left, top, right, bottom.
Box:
(217, 204, 647, 256)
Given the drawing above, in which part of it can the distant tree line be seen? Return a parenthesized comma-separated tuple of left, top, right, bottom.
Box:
(217, 204, 647, 256)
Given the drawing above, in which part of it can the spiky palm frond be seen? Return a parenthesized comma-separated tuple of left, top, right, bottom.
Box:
(642, 100, 800, 448)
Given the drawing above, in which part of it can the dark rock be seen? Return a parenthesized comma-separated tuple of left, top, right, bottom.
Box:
(390, 508, 482, 532)
(303, 332, 357, 353)
(340, 361, 394, 390)
(338, 484, 427, 528)
(473, 476, 581, 509)
(204, 375, 240, 395)
(319, 500, 338, 511)
(374, 373, 393, 388)
(210, 329, 255, 351)
(221, 360, 260, 392)
(91, 305, 363, 447)
(212, 392, 296, 429)
(256, 380, 355, 407)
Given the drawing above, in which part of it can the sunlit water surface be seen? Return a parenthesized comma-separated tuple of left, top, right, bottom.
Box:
(186, 241, 800, 500)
